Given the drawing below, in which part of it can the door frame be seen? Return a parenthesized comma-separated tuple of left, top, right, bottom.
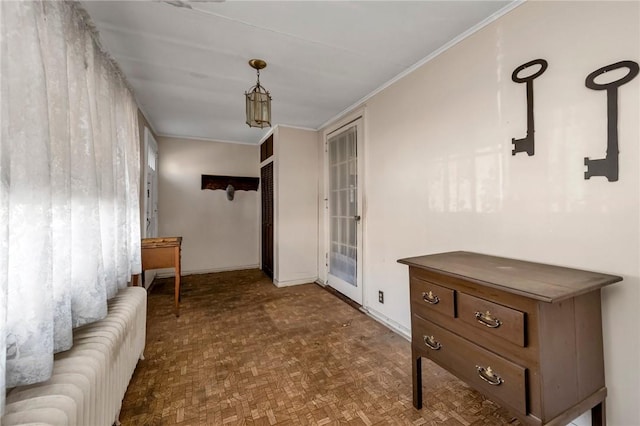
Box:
(322, 108, 366, 307)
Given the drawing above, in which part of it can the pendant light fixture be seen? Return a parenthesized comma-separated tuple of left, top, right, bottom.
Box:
(245, 59, 271, 128)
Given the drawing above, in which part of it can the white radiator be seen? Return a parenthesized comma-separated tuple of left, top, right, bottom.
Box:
(2, 286, 147, 426)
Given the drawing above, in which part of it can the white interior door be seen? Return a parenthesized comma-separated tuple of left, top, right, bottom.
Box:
(144, 128, 159, 239)
(143, 127, 159, 288)
(326, 119, 363, 305)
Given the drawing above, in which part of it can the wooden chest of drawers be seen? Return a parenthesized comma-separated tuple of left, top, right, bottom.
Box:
(398, 251, 622, 426)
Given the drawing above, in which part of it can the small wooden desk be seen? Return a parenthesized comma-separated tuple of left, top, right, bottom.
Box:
(136, 237, 182, 316)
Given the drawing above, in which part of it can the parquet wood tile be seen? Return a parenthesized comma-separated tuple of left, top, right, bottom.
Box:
(120, 270, 519, 425)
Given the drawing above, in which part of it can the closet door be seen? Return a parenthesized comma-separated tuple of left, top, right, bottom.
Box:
(261, 162, 274, 278)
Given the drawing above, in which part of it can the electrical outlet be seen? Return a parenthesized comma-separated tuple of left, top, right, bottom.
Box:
(378, 291, 384, 304)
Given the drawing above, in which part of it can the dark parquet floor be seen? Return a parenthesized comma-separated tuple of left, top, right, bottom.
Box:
(119, 269, 519, 425)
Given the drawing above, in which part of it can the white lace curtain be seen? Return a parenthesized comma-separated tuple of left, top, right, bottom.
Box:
(0, 1, 142, 414)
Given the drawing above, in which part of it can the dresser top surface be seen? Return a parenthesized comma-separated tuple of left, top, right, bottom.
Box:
(398, 251, 622, 302)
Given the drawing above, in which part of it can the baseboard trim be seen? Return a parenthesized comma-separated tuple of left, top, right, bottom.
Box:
(155, 264, 260, 278)
(273, 276, 318, 287)
(361, 307, 411, 341)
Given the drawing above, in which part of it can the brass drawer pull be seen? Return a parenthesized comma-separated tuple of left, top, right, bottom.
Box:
(423, 335, 442, 350)
(475, 311, 502, 328)
(422, 291, 440, 305)
(476, 365, 504, 386)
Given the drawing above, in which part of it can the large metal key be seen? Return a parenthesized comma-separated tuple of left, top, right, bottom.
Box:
(511, 59, 548, 156)
(584, 60, 639, 182)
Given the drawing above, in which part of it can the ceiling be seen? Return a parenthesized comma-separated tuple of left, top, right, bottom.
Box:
(82, 1, 517, 144)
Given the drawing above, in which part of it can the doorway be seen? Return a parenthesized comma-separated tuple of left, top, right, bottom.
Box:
(143, 127, 159, 288)
(144, 127, 159, 238)
(326, 118, 363, 305)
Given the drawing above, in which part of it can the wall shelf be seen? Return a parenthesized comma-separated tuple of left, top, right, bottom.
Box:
(201, 175, 259, 192)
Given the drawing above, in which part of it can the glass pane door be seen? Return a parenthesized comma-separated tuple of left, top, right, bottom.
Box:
(327, 123, 361, 304)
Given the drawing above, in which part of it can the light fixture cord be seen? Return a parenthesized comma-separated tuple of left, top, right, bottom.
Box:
(256, 69, 261, 88)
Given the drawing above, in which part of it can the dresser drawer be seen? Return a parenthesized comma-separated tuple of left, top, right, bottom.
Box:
(410, 277, 455, 318)
(457, 292, 525, 347)
(412, 315, 527, 415)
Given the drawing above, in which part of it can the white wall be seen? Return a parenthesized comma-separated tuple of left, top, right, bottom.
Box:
(321, 1, 639, 425)
(273, 126, 319, 286)
(157, 136, 260, 274)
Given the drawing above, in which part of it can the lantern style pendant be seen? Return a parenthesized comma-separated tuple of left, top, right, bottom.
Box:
(245, 59, 272, 128)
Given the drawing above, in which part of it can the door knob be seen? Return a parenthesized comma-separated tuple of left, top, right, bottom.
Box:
(353, 215, 361, 222)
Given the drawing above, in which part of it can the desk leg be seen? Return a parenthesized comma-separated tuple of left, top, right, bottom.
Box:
(174, 246, 181, 317)
(412, 347, 422, 410)
(132, 274, 139, 287)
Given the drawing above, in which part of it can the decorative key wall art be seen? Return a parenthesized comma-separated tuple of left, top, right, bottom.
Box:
(583, 60, 639, 182)
(511, 59, 548, 156)
(509, 58, 639, 182)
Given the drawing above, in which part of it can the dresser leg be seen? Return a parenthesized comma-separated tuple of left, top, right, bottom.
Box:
(591, 400, 606, 426)
(412, 348, 422, 409)
(174, 246, 181, 317)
